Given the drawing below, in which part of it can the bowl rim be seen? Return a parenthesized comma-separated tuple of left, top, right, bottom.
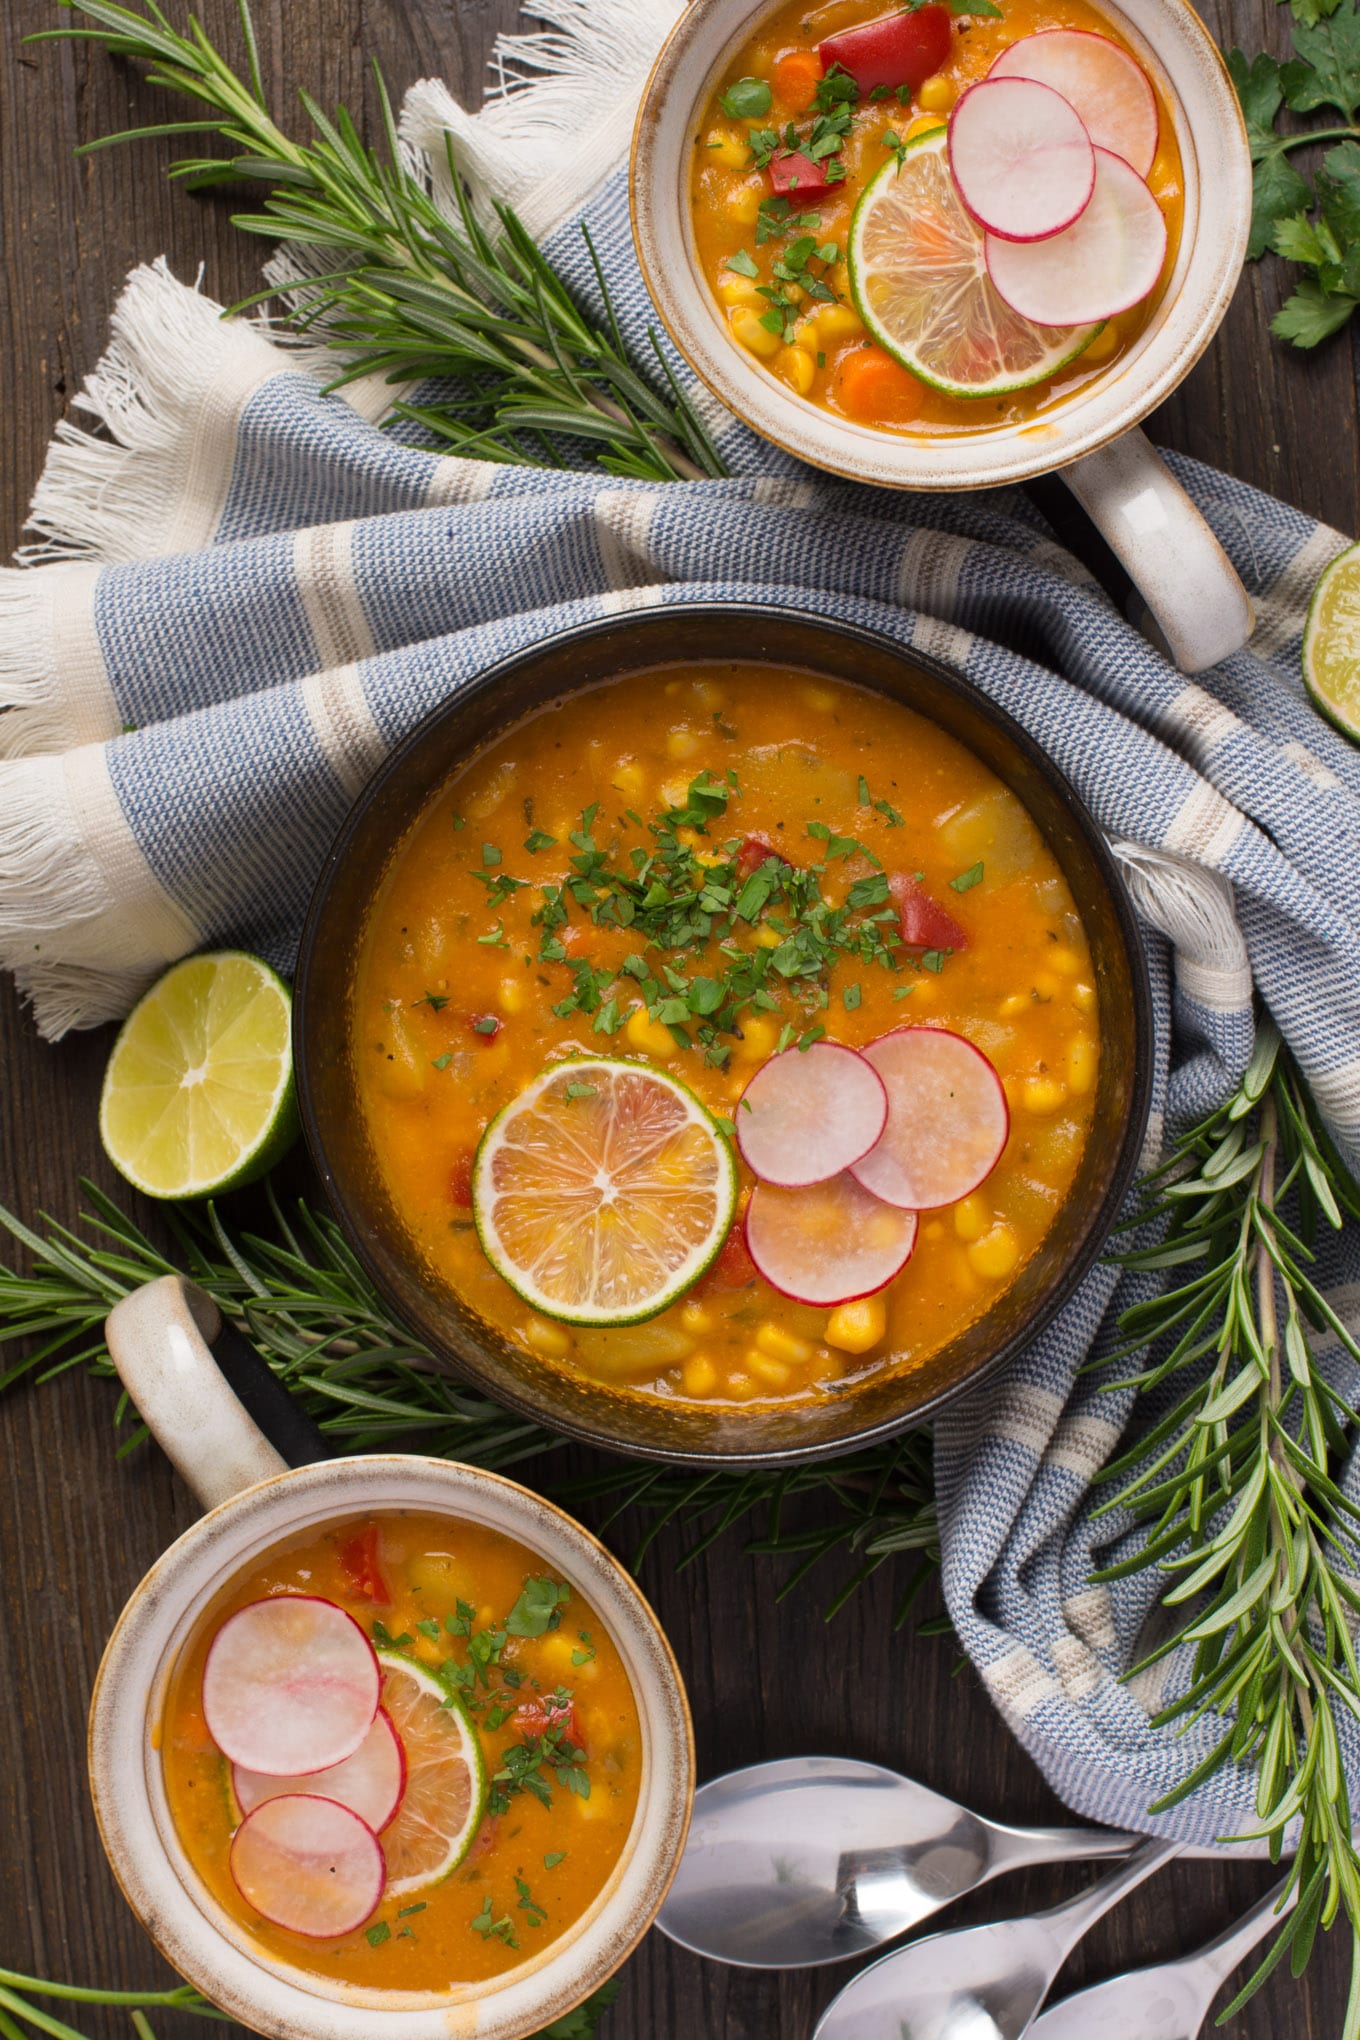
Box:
(294, 601, 1154, 1467)
(88, 1453, 694, 2039)
(627, 0, 1251, 491)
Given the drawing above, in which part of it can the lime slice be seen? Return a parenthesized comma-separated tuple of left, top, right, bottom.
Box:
(473, 1056, 737, 1326)
(1303, 540, 1360, 743)
(847, 127, 1101, 399)
(376, 1650, 487, 1896)
(99, 952, 298, 1199)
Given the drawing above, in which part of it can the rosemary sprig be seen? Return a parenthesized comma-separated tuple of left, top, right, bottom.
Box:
(1095, 1019, 1360, 2034)
(0, 1180, 941, 1623)
(32, 0, 727, 483)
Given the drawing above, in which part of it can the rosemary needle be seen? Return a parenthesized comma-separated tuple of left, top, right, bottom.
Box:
(30, 0, 729, 484)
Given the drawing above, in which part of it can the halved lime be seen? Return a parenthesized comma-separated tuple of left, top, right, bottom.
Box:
(847, 127, 1101, 399)
(472, 1056, 737, 1326)
(376, 1650, 487, 1896)
(1303, 540, 1360, 743)
(98, 952, 298, 1199)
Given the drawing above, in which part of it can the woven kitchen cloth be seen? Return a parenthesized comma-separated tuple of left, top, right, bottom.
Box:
(4, 0, 1360, 1854)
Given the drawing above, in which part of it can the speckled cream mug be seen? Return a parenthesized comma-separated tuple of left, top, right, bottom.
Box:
(631, 0, 1255, 674)
(88, 1275, 694, 2040)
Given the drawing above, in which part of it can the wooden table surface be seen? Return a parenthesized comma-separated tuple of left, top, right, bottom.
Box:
(1, 0, 1355, 2034)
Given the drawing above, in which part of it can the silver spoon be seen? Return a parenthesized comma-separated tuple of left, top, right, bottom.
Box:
(811, 1836, 1180, 2040)
(1027, 1874, 1296, 2039)
(656, 1756, 1141, 1970)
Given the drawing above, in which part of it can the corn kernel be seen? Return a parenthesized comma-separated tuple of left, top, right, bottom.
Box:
(626, 1005, 679, 1058)
(660, 779, 689, 809)
(906, 113, 947, 139)
(824, 1294, 887, 1354)
(969, 1223, 1021, 1281)
(681, 1299, 716, 1336)
(998, 991, 1029, 1020)
(724, 1369, 760, 1402)
(524, 1316, 572, 1359)
(952, 1193, 990, 1243)
(749, 1352, 792, 1390)
(922, 1218, 946, 1243)
(719, 273, 762, 307)
(730, 305, 783, 358)
(799, 682, 837, 711)
(612, 759, 644, 796)
(755, 1322, 814, 1365)
(496, 977, 525, 1017)
(1067, 1034, 1098, 1095)
(1082, 319, 1120, 364)
(1048, 947, 1083, 977)
(666, 727, 702, 761)
(463, 759, 517, 823)
(952, 1251, 981, 1295)
(828, 261, 851, 298)
(681, 1354, 718, 1398)
(705, 127, 750, 170)
(1032, 970, 1060, 1001)
(796, 302, 864, 346)
(752, 923, 783, 949)
(1072, 980, 1097, 1013)
(911, 976, 937, 1004)
(734, 1014, 779, 1061)
(775, 343, 817, 396)
(693, 680, 727, 709)
(728, 180, 764, 226)
(916, 74, 957, 113)
(1023, 1075, 1068, 1116)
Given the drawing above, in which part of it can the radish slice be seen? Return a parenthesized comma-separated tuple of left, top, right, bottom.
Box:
(234, 1708, 406, 1834)
(230, 1795, 385, 1939)
(735, 1040, 888, 1188)
(985, 147, 1167, 326)
(850, 1028, 1009, 1210)
(948, 78, 1095, 243)
(990, 31, 1158, 179)
(745, 1173, 917, 1305)
(203, 1595, 380, 1777)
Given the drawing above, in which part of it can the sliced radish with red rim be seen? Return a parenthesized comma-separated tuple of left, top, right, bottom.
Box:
(985, 148, 1167, 327)
(948, 78, 1095, 243)
(229, 1794, 385, 1939)
(850, 1028, 1009, 1210)
(990, 31, 1158, 179)
(234, 1708, 406, 1833)
(735, 1039, 888, 1188)
(745, 1172, 918, 1306)
(202, 1595, 380, 1777)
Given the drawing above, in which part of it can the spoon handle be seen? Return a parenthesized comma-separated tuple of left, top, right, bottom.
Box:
(987, 1821, 1143, 1873)
(1043, 1837, 1182, 1959)
(1188, 1872, 1297, 1995)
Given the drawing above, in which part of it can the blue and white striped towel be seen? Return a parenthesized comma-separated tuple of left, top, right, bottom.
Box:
(3, 0, 1359, 1854)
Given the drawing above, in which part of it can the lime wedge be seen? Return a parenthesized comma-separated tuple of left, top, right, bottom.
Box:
(376, 1650, 487, 1896)
(847, 127, 1101, 399)
(1303, 540, 1360, 743)
(473, 1056, 737, 1326)
(99, 952, 298, 1199)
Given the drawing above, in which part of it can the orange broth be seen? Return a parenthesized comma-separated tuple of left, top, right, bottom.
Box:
(161, 1510, 641, 1992)
(351, 664, 1099, 1408)
(688, 0, 1185, 434)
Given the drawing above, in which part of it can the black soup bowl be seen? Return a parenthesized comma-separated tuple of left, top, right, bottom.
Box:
(295, 604, 1152, 1469)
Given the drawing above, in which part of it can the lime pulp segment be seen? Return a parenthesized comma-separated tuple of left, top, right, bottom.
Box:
(1303, 540, 1360, 743)
(376, 1650, 487, 1895)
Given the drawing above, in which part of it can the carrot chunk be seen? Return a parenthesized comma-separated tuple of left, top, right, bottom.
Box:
(773, 47, 824, 113)
(835, 345, 926, 425)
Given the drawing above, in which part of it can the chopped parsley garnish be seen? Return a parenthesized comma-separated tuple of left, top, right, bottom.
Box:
(725, 246, 759, 278)
(572, 1630, 597, 1666)
(506, 1576, 572, 1638)
(843, 982, 862, 1010)
(882, 128, 910, 172)
(524, 828, 557, 853)
(516, 1877, 548, 1927)
(921, 948, 950, 973)
(470, 1896, 519, 1948)
(950, 861, 985, 892)
(756, 194, 821, 245)
(719, 75, 772, 118)
(760, 236, 838, 335)
(431, 1051, 453, 1071)
(365, 1920, 391, 1948)
(472, 1013, 500, 1033)
(544, 1850, 567, 1870)
(451, 811, 466, 830)
(565, 1080, 597, 1100)
(397, 1902, 427, 1918)
(812, 64, 859, 115)
(416, 1617, 442, 1640)
(413, 990, 449, 1010)
(482, 842, 502, 867)
(746, 124, 782, 169)
(488, 1710, 591, 1817)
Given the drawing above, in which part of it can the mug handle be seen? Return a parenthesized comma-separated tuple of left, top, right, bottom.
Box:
(1061, 426, 1255, 674)
(104, 1275, 333, 1512)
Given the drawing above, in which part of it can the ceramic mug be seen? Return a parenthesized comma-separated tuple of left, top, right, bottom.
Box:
(631, 0, 1255, 675)
(87, 1275, 694, 2040)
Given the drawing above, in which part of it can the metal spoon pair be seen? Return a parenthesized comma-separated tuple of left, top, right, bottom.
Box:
(659, 1757, 1293, 2040)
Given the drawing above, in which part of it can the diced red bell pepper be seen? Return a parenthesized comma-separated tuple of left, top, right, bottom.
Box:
(449, 1150, 475, 1207)
(889, 872, 969, 952)
(769, 148, 835, 200)
(700, 1222, 759, 1292)
(338, 1523, 390, 1604)
(819, 7, 952, 93)
(734, 831, 779, 879)
(515, 1694, 582, 1748)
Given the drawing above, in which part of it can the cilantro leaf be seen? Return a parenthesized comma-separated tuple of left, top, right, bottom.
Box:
(1272, 270, 1360, 340)
(1283, 8, 1360, 119)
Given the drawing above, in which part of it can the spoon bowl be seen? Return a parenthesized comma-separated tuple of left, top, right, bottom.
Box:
(656, 1757, 1139, 1970)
